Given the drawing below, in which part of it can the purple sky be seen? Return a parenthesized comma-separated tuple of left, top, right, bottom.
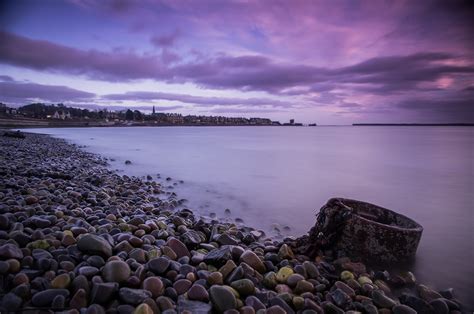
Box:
(1, 0, 473, 123)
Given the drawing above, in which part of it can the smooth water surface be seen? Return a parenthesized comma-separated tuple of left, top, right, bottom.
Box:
(26, 126, 473, 309)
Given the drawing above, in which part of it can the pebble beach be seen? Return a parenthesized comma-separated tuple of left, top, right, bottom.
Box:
(0, 131, 466, 313)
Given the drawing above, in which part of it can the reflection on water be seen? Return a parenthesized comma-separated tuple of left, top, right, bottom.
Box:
(27, 126, 474, 309)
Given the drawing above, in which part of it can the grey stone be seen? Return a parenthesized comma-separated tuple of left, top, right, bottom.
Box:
(119, 288, 152, 305)
(209, 285, 237, 312)
(147, 257, 171, 274)
(32, 289, 70, 307)
(1, 293, 23, 311)
(372, 289, 396, 308)
(187, 284, 209, 302)
(167, 238, 190, 258)
(203, 246, 233, 267)
(77, 234, 112, 257)
(102, 260, 130, 283)
(0, 243, 23, 259)
(91, 282, 119, 304)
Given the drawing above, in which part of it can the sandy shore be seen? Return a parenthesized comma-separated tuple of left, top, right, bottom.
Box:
(0, 131, 465, 313)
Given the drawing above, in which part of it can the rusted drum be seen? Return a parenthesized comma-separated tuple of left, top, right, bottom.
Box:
(306, 198, 423, 263)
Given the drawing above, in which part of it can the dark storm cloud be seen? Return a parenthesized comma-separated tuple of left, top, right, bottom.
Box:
(395, 97, 473, 122)
(0, 75, 15, 82)
(0, 31, 171, 82)
(150, 30, 180, 47)
(209, 107, 284, 114)
(0, 79, 95, 103)
(102, 91, 295, 108)
(69, 103, 183, 112)
(2, 31, 472, 97)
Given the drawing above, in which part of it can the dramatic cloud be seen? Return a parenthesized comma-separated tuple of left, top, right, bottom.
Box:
(394, 96, 474, 123)
(209, 107, 284, 114)
(1, 0, 473, 122)
(0, 75, 14, 82)
(102, 91, 295, 108)
(0, 79, 95, 104)
(69, 103, 183, 112)
(150, 30, 180, 47)
(2, 31, 472, 97)
(0, 31, 170, 82)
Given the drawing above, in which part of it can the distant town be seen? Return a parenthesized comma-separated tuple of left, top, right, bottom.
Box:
(0, 103, 315, 128)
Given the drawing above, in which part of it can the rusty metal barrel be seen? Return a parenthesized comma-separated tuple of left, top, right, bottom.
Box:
(305, 198, 423, 263)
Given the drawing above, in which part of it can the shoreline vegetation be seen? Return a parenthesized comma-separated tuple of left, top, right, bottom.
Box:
(0, 103, 309, 128)
(1, 103, 471, 128)
(0, 130, 466, 313)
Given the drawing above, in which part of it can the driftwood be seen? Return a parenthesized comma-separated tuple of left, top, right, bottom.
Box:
(295, 198, 423, 263)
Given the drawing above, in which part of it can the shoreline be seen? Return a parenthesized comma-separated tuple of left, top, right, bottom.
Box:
(0, 131, 467, 313)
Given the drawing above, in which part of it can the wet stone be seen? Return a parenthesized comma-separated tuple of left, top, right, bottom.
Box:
(143, 277, 164, 298)
(79, 266, 100, 277)
(400, 294, 433, 313)
(119, 288, 152, 305)
(167, 238, 190, 258)
(331, 288, 351, 308)
(207, 271, 224, 285)
(226, 266, 244, 283)
(269, 296, 295, 314)
(216, 233, 239, 245)
(0, 243, 23, 259)
(51, 273, 71, 289)
(334, 281, 355, 297)
(103, 260, 131, 283)
(392, 304, 417, 314)
(294, 280, 314, 294)
(181, 230, 203, 247)
(77, 234, 112, 257)
(210, 285, 237, 312)
(32, 289, 70, 307)
(429, 299, 449, 314)
(147, 257, 171, 274)
(173, 279, 192, 295)
(418, 284, 443, 302)
(91, 282, 119, 304)
(70, 288, 88, 310)
(278, 244, 294, 260)
(219, 259, 237, 279)
(372, 289, 396, 308)
(276, 266, 294, 283)
(340, 270, 354, 281)
(203, 246, 233, 267)
(231, 278, 255, 296)
(1, 292, 23, 312)
(245, 295, 266, 311)
(263, 272, 278, 289)
(240, 250, 265, 273)
(287, 273, 305, 287)
(177, 296, 212, 313)
(187, 284, 209, 302)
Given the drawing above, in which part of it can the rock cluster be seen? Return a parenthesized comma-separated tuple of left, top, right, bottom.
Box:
(0, 133, 465, 313)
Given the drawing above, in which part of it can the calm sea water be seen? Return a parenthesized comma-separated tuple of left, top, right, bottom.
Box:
(26, 126, 473, 309)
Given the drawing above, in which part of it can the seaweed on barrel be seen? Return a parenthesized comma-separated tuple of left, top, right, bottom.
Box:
(293, 198, 424, 263)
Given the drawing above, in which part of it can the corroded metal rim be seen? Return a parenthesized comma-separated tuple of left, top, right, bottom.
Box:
(335, 198, 423, 233)
(297, 197, 424, 262)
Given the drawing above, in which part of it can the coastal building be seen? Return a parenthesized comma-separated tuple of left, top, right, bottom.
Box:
(283, 119, 302, 126)
(52, 110, 71, 120)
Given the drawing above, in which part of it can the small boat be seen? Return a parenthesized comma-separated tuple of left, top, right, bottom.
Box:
(299, 198, 423, 263)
